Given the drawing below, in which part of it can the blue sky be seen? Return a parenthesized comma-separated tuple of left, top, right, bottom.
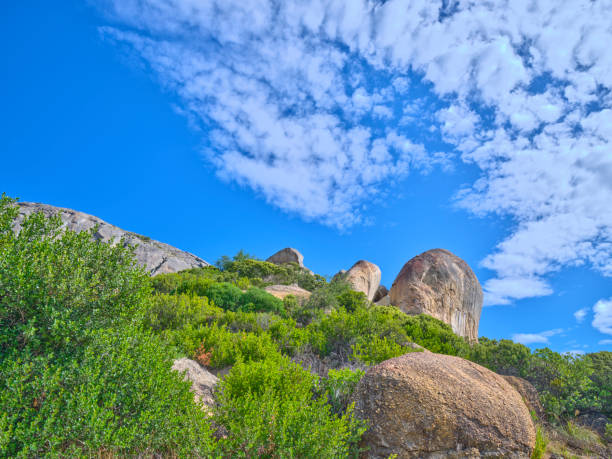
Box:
(2, 0, 611, 353)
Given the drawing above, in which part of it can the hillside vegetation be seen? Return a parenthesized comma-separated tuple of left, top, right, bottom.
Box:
(1, 194, 610, 457)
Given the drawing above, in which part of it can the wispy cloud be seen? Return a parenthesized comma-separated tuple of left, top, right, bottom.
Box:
(98, 0, 612, 304)
(574, 308, 588, 323)
(512, 328, 564, 345)
(592, 297, 612, 335)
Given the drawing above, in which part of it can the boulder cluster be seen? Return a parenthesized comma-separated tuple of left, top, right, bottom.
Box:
(284, 247, 483, 342)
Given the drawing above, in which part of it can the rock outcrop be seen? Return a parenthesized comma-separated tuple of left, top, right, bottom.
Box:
(15, 202, 210, 275)
(352, 352, 535, 458)
(372, 285, 388, 302)
(171, 358, 219, 410)
(265, 284, 312, 301)
(502, 375, 545, 421)
(266, 247, 304, 267)
(389, 249, 482, 342)
(345, 260, 382, 301)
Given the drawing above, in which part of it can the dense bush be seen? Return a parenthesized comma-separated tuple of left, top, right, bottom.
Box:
(584, 351, 612, 417)
(215, 250, 326, 291)
(0, 195, 150, 355)
(214, 356, 366, 458)
(324, 368, 365, 414)
(0, 328, 218, 458)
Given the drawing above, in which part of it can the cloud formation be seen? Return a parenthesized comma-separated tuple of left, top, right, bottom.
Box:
(592, 298, 612, 336)
(574, 308, 588, 323)
(512, 328, 564, 345)
(99, 0, 612, 305)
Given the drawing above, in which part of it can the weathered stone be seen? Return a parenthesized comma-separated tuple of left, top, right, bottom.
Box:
(352, 352, 535, 459)
(264, 284, 312, 301)
(171, 358, 219, 410)
(345, 260, 382, 301)
(502, 375, 545, 421)
(14, 202, 210, 275)
(389, 249, 483, 342)
(266, 247, 304, 267)
(372, 285, 388, 302)
(375, 294, 391, 306)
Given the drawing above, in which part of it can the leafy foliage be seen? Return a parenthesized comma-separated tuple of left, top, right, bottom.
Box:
(0, 328, 218, 458)
(214, 356, 366, 458)
(531, 426, 549, 459)
(324, 368, 365, 414)
(0, 194, 150, 355)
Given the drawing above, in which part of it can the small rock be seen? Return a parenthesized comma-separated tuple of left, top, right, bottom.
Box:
(264, 284, 312, 301)
(171, 358, 219, 410)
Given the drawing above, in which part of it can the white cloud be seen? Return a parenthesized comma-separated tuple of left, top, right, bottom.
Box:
(98, 0, 612, 302)
(592, 298, 612, 335)
(574, 308, 588, 323)
(512, 328, 564, 345)
(599, 339, 612, 345)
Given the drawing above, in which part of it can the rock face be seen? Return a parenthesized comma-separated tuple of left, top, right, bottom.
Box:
(345, 260, 382, 301)
(266, 247, 304, 267)
(14, 202, 210, 276)
(375, 295, 391, 306)
(264, 284, 312, 301)
(372, 285, 388, 303)
(389, 249, 483, 342)
(502, 375, 545, 421)
(352, 352, 535, 459)
(171, 358, 219, 409)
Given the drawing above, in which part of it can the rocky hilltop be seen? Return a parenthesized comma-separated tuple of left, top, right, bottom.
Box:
(14, 202, 210, 275)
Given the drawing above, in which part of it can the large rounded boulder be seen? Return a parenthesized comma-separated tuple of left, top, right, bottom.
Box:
(389, 249, 482, 342)
(352, 352, 535, 458)
(345, 260, 382, 301)
(266, 247, 304, 267)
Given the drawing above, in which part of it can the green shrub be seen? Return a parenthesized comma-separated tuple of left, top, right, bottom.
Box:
(531, 426, 548, 459)
(468, 337, 532, 376)
(0, 328, 218, 458)
(143, 293, 222, 332)
(239, 287, 283, 313)
(203, 282, 244, 310)
(402, 313, 469, 355)
(165, 323, 281, 368)
(337, 290, 369, 312)
(528, 348, 596, 422)
(324, 368, 365, 414)
(352, 335, 417, 365)
(304, 279, 354, 314)
(0, 194, 150, 355)
(214, 356, 366, 458)
(584, 351, 612, 417)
